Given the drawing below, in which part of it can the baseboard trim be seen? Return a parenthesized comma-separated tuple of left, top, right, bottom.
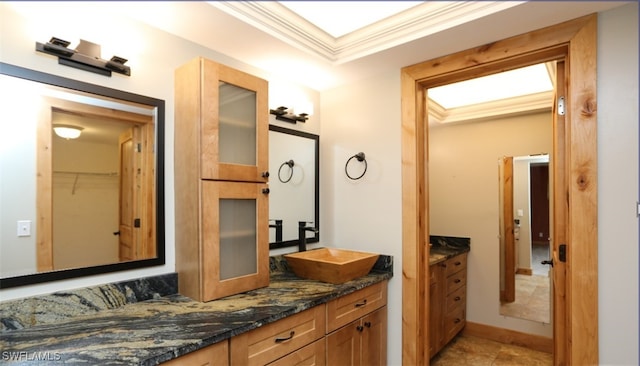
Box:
(516, 268, 533, 276)
(462, 321, 553, 354)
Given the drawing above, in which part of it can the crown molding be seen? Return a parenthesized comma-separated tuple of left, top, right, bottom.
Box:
(429, 91, 554, 125)
(210, 1, 524, 64)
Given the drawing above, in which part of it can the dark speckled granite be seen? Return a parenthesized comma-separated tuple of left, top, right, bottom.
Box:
(0, 254, 392, 365)
(429, 235, 470, 265)
(0, 273, 177, 332)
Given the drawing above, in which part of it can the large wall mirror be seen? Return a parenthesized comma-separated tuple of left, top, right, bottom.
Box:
(268, 125, 319, 249)
(0, 63, 165, 288)
(499, 154, 551, 324)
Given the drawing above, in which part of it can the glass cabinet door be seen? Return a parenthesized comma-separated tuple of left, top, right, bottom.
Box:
(200, 60, 268, 183)
(201, 181, 269, 301)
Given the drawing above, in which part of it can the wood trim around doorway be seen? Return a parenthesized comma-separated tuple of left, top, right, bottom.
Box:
(401, 14, 598, 366)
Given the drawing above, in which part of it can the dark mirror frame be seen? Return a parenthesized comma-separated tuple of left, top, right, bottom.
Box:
(0, 62, 165, 289)
(268, 125, 319, 250)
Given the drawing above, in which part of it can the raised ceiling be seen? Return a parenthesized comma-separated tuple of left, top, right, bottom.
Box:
(120, 1, 625, 91)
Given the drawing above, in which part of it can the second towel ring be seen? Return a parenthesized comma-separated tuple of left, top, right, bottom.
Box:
(278, 160, 295, 183)
(345, 152, 367, 180)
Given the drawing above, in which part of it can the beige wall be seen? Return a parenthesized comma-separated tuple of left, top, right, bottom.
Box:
(429, 112, 553, 337)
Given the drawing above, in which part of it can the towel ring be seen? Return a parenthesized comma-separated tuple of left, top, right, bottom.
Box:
(345, 152, 367, 180)
(278, 160, 295, 183)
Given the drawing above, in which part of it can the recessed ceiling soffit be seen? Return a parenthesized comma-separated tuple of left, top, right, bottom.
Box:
(209, 1, 525, 65)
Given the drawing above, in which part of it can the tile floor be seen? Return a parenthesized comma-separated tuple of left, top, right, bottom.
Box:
(431, 334, 553, 365)
(500, 274, 550, 323)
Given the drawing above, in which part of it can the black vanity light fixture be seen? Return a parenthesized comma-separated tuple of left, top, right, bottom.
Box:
(269, 106, 309, 123)
(36, 37, 130, 77)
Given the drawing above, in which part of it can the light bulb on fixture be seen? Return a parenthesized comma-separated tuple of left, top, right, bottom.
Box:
(53, 124, 83, 139)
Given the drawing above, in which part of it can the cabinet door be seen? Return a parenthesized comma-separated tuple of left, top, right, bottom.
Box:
(201, 181, 269, 301)
(266, 339, 325, 366)
(201, 59, 269, 183)
(326, 321, 360, 366)
(361, 306, 387, 366)
(429, 264, 443, 357)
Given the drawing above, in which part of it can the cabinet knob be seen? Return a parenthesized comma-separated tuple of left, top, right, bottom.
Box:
(364, 321, 372, 328)
(262, 171, 270, 178)
(454, 279, 461, 284)
(356, 325, 364, 332)
(454, 318, 462, 324)
(454, 296, 461, 301)
(262, 188, 270, 194)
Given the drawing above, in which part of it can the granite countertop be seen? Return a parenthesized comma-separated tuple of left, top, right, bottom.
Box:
(0, 255, 393, 365)
(429, 235, 471, 265)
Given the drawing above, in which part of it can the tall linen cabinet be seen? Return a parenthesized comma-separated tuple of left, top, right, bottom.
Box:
(174, 57, 270, 302)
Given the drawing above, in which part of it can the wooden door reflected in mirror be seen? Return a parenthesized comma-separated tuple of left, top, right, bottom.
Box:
(499, 154, 551, 324)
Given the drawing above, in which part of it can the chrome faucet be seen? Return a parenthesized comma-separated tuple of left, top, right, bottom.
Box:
(298, 221, 318, 252)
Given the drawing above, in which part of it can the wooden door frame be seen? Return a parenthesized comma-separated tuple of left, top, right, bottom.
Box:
(500, 156, 515, 303)
(401, 14, 598, 365)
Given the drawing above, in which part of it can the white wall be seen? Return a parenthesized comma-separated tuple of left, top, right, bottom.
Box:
(320, 70, 403, 365)
(597, 3, 639, 364)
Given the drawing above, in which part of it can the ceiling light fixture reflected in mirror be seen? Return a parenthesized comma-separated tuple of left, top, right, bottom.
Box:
(53, 124, 83, 139)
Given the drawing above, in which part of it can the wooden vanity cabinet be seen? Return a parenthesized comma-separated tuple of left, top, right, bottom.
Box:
(429, 253, 468, 358)
(175, 57, 270, 302)
(161, 282, 389, 365)
(326, 281, 388, 366)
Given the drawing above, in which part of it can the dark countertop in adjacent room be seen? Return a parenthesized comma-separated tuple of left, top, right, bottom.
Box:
(0, 255, 393, 365)
(429, 235, 471, 265)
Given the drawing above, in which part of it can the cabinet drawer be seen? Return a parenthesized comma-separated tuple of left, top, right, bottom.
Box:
(444, 306, 465, 343)
(230, 305, 325, 366)
(266, 339, 325, 366)
(445, 285, 466, 314)
(162, 340, 228, 365)
(443, 254, 467, 277)
(327, 281, 387, 333)
(446, 269, 466, 294)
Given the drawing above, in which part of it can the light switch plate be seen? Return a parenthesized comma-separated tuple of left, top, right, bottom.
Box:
(17, 220, 31, 237)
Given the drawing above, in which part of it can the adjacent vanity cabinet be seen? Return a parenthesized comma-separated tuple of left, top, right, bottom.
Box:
(175, 57, 270, 302)
(326, 281, 388, 365)
(429, 253, 468, 358)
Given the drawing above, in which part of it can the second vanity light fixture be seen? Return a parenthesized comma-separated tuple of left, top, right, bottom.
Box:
(36, 37, 131, 77)
(269, 106, 309, 123)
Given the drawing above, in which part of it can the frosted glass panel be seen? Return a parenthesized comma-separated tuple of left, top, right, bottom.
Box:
(218, 82, 257, 166)
(219, 198, 257, 280)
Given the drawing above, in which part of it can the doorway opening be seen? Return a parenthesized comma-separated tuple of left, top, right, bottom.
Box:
(401, 14, 598, 366)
